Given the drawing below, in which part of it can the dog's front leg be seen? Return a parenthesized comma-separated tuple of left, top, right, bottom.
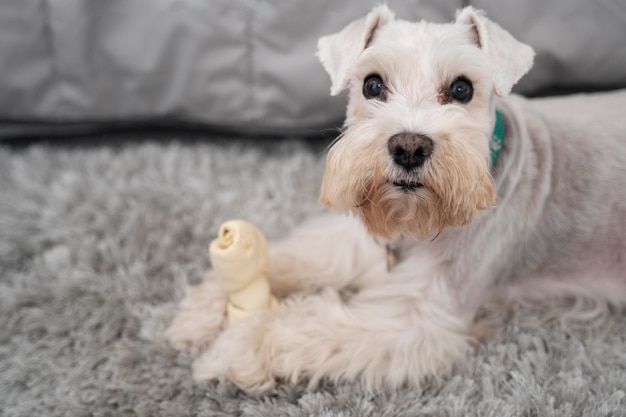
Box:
(266, 214, 385, 298)
(192, 264, 471, 393)
(166, 213, 383, 350)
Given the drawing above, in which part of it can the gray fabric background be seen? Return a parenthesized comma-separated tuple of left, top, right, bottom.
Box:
(1, 137, 625, 416)
(1, 0, 625, 134)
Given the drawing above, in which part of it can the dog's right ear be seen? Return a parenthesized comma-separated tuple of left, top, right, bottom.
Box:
(317, 5, 394, 96)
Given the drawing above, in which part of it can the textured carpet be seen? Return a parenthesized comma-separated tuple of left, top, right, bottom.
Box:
(1, 135, 625, 417)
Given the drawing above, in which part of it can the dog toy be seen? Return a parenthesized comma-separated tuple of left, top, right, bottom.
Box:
(209, 219, 278, 325)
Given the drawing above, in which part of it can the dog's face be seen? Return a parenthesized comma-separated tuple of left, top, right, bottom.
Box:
(317, 6, 534, 239)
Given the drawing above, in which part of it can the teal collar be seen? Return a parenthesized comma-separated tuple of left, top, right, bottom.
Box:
(490, 110, 505, 167)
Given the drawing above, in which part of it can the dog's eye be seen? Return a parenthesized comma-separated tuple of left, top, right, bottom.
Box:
(450, 77, 473, 103)
(363, 74, 385, 100)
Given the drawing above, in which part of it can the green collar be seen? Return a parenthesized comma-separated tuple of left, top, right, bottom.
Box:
(490, 110, 505, 167)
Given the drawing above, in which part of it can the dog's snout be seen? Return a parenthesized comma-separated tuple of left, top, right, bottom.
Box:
(387, 132, 434, 170)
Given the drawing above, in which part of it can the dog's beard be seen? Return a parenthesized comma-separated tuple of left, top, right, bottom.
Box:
(320, 129, 496, 239)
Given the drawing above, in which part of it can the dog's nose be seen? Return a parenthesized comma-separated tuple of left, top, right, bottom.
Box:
(387, 132, 434, 170)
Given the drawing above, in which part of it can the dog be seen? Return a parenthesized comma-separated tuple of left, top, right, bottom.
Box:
(166, 6, 626, 393)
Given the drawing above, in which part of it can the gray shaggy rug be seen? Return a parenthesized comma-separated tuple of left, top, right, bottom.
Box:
(1, 135, 625, 417)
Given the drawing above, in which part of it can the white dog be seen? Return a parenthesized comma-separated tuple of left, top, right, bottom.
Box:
(166, 6, 626, 393)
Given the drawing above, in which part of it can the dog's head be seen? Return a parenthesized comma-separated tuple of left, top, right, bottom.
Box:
(317, 6, 534, 239)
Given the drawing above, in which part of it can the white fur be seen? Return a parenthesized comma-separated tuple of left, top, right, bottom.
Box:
(167, 7, 626, 393)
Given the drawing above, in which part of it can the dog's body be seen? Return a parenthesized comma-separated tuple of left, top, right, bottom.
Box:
(166, 7, 626, 393)
(479, 92, 626, 307)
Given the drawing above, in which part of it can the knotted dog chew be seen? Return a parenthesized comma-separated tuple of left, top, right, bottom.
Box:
(209, 220, 278, 325)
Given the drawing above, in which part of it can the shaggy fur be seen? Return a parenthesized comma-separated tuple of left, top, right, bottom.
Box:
(1, 137, 625, 415)
(166, 6, 626, 396)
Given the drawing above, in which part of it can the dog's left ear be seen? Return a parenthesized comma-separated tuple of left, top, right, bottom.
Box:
(456, 7, 535, 96)
(317, 5, 395, 96)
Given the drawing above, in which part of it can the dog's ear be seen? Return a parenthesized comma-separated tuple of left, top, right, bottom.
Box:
(456, 7, 534, 97)
(317, 5, 394, 96)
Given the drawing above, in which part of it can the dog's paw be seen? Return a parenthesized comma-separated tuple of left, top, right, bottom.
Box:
(165, 317, 218, 351)
(192, 351, 276, 393)
(165, 275, 228, 350)
(191, 313, 278, 393)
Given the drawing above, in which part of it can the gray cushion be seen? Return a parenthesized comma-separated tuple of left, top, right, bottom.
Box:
(0, 0, 624, 135)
